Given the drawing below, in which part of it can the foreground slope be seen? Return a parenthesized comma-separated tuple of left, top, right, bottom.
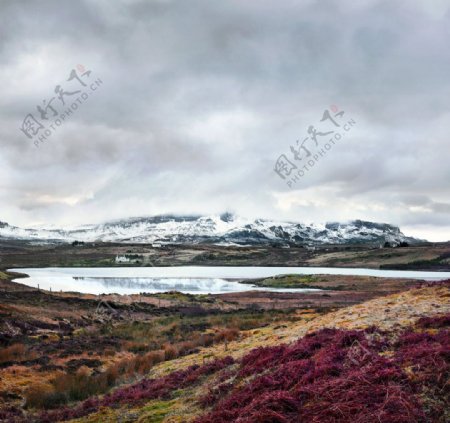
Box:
(11, 280, 447, 423)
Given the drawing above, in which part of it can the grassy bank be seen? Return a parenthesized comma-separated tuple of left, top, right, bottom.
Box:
(242, 274, 323, 289)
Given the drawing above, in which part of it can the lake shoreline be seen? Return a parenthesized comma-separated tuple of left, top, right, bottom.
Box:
(8, 265, 450, 295)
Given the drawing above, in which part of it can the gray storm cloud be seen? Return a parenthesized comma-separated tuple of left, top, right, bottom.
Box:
(0, 0, 449, 241)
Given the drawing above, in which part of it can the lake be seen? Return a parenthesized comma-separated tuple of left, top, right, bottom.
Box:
(9, 266, 450, 295)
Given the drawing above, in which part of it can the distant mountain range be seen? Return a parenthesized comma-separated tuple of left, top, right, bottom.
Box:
(0, 214, 424, 247)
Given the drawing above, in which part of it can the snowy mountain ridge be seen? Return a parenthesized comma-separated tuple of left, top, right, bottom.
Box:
(0, 214, 423, 246)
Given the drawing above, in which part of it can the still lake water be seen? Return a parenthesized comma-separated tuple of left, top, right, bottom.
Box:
(9, 266, 450, 295)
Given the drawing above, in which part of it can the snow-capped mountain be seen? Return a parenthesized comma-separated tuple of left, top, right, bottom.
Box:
(0, 214, 423, 246)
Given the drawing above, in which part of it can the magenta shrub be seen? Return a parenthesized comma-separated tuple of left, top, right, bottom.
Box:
(0, 406, 24, 422)
(416, 314, 450, 329)
(394, 327, 449, 421)
(196, 316, 450, 423)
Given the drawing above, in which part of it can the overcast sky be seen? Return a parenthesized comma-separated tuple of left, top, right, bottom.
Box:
(1, 0, 449, 241)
